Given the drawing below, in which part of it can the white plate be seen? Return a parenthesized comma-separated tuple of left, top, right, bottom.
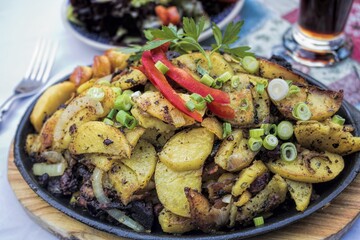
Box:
(61, 0, 245, 51)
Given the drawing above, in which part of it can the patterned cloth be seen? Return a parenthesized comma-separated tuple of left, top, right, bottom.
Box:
(235, 0, 360, 109)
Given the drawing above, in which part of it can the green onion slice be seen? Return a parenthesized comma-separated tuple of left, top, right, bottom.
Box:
(87, 87, 105, 101)
(288, 85, 300, 95)
(116, 110, 137, 129)
(250, 128, 265, 138)
(277, 121, 294, 140)
(155, 60, 169, 74)
(267, 78, 289, 101)
(97, 79, 111, 86)
(263, 134, 278, 150)
(114, 94, 133, 111)
(280, 142, 297, 162)
(103, 118, 114, 126)
(223, 122, 232, 138)
(204, 94, 214, 103)
(107, 109, 117, 119)
(261, 123, 277, 135)
(190, 93, 204, 103)
(239, 98, 249, 111)
(186, 100, 195, 112)
(197, 64, 209, 77)
(332, 115, 345, 125)
(256, 83, 265, 94)
(231, 75, 240, 88)
(242, 56, 259, 74)
(253, 216, 264, 227)
(292, 102, 311, 121)
(216, 71, 232, 83)
(200, 74, 215, 87)
(212, 80, 223, 89)
(248, 137, 263, 152)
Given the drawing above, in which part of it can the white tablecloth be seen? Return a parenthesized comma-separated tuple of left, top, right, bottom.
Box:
(0, 0, 358, 239)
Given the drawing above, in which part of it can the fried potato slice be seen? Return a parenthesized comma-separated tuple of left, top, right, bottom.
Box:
(111, 69, 147, 90)
(158, 209, 194, 234)
(266, 149, 344, 183)
(294, 119, 360, 155)
(69, 121, 131, 157)
(285, 179, 312, 212)
(159, 128, 214, 171)
(215, 130, 258, 172)
(237, 174, 287, 223)
(30, 81, 75, 132)
(155, 161, 202, 217)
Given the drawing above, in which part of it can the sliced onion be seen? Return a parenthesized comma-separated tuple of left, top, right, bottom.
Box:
(40, 151, 65, 163)
(267, 78, 289, 101)
(222, 194, 232, 204)
(53, 96, 104, 142)
(33, 161, 67, 177)
(91, 168, 145, 232)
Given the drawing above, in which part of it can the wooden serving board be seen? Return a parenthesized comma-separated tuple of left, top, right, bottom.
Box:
(7, 145, 360, 240)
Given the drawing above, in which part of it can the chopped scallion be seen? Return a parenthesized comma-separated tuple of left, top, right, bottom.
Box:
(332, 115, 345, 125)
(222, 122, 232, 138)
(280, 142, 297, 162)
(263, 134, 279, 150)
(267, 78, 289, 101)
(242, 56, 259, 74)
(231, 75, 240, 88)
(190, 93, 204, 103)
(239, 99, 249, 111)
(277, 121, 294, 140)
(155, 60, 169, 74)
(204, 94, 214, 103)
(186, 100, 195, 112)
(253, 216, 264, 227)
(97, 79, 111, 86)
(87, 87, 105, 101)
(111, 87, 122, 96)
(261, 123, 277, 135)
(250, 128, 264, 138)
(216, 71, 232, 83)
(288, 85, 300, 95)
(200, 74, 215, 87)
(116, 110, 137, 129)
(103, 118, 114, 126)
(212, 80, 223, 89)
(292, 102, 311, 121)
(256, 83, 265, 94)
(114, 94, 133, 111)
(107, 109, 117, 119)
(248, 137, 263, 151)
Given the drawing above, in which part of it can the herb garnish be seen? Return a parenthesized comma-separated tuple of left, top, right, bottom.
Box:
(120, 17, 253, 66)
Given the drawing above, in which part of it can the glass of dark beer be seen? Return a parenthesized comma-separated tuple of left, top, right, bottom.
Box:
(281, 0, 354, 67)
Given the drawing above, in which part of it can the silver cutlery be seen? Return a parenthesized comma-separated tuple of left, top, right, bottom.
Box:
(0, 39, 58, 125)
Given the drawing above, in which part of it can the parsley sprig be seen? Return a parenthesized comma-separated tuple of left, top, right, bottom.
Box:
(120, 17, 253, 66)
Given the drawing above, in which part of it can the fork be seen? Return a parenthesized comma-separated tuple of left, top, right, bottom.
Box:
(0, 39, 58, 124)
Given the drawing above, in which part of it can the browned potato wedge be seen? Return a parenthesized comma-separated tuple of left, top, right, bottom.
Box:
(227, 89, 255, 126)
(173, 52, 234, 79)
(25, 134, 41, 155)
(271, 84, 343, 121)
(234, 190, 252, 207)
(258, 58, 307, 85)
(104, 49, 130, 71)
(92, 55, 111, 78)
(111, 69, 147, 90)
(158, 209, 194, 234)
(237, 174, 287, 223)
(185, 188, 231, 232)
(285, 179, 312, 211)
(108, 140, 156, 204)
(266, 149, 344, 183)
(38, 109, 63, 151)
(70, 66, 93, 87)
(155, 161, 202, 217)
(134, 91, 201, 128)
(30, 81, 75, 132)
(232, 160, 268, 197)
(159, 128, 214, 171)
(123, 126, 146, 147)
(215, 130, 258, 172)
(69, 121, 131, 157)
(87, 154, 118, 172)
(201, 117, 223, 139)
(140, 128, 176, 148)
(294, 119, 360, 155)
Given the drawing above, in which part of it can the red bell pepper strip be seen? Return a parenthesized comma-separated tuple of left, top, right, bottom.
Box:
(207, 101, 235, 120)
(140, 51, 203, 122)
(150, 47, 230, 104)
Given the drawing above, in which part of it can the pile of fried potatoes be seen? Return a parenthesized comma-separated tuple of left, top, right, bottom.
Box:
(26, 49, 360, 234)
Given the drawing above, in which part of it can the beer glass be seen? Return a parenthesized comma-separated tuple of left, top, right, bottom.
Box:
(281, 0, 354, 67)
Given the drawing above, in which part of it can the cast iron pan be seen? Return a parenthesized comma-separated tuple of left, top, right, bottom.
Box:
(14, 68, 360, 239)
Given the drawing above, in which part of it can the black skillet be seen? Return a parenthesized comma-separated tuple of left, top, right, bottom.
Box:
(14, 67, 360, 240)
